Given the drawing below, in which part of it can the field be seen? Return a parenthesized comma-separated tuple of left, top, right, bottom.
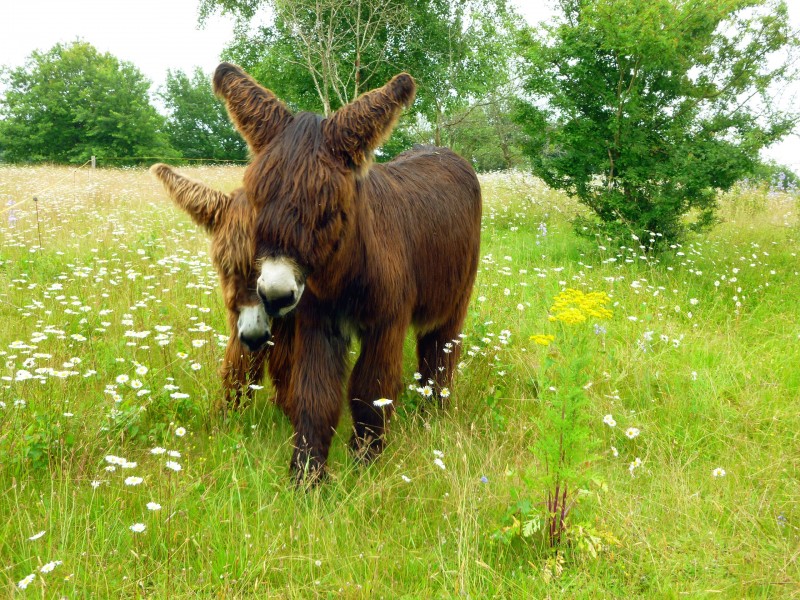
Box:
(1, 164, 798, 598)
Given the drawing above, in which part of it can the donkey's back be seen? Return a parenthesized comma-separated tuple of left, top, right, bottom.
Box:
(360, 146, 482, 331)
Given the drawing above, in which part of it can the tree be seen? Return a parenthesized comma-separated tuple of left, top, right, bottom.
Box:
(397, 0, 521, 147)
(200, 0, 406, 116)
(266, 0, 406, 116)
(445, 93, 527, 171)
(160, 68, 248, 161)
(516, 0, 799, 244)
(0, 41, 174, 164)
(199, 0, 523, 161)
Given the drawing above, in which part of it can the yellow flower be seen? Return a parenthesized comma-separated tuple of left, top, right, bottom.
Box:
(529, 334, 556, 346)
(548, 289, 612, 325)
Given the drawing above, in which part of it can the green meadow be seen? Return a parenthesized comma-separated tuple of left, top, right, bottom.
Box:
(0, 165, 798, 598)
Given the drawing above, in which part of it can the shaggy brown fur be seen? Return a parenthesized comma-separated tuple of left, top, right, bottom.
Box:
(149, 163, 294, 411)
(214, 63, 483, 484)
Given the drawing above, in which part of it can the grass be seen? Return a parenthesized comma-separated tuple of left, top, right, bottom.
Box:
(0, 165, 798, 598)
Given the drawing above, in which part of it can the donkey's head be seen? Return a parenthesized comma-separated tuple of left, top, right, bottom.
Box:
(213, 63, 416, 318)
(149, 163, 269, 351)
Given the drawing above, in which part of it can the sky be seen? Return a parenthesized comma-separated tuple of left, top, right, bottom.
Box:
(0, 0, 797, 170)
(0, 0, 235, 87)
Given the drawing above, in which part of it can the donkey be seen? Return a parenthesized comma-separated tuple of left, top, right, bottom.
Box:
(149, 164, 294, 411)
(212, 62, 482, 483)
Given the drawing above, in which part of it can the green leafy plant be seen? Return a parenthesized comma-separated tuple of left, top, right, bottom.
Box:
(14, 413, 74, 470)
(496, 289, 615, 554)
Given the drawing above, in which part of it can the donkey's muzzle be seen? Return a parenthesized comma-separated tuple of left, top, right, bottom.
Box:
(257, 256, 305, 318)
(239, 328, 271, 352)
(237, 304, 271, 352)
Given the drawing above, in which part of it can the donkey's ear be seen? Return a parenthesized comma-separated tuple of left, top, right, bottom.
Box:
(150, 163, 231, 232)
(324, 73, 416, 169)
(213, 62, 293, 154)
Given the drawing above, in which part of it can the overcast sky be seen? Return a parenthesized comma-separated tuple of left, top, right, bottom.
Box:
(1, 0, 797, 168)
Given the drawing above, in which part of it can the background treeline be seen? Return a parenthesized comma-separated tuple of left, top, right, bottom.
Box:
(1, 0, 797, 244)
(0, 43, 248, 166)
(0, 0, 525, 170)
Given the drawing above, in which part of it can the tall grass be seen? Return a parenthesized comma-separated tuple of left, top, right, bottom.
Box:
(0, 165, 797, 597)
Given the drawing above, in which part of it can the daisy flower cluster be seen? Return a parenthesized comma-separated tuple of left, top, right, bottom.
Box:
(601, 410, 645, 476)
(15, 530, 63, 590)
(94, 436, 185, 537)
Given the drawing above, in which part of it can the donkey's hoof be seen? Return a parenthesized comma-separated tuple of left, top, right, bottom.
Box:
(349, 433, 385, 465)
(290, 449, 328, 488)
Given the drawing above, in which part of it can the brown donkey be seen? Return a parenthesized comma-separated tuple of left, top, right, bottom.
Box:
(213, 62, 482, 483)
(149, 164, 294, 411)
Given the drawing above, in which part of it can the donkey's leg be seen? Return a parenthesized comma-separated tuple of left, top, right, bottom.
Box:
(416, 305, 468, 407)
(220, 330, 249, 410)
(244, 344, 269, 396)
(348, 322, 408, 462)
(266, 314, 295, 416)
(287, 313, 350, 485)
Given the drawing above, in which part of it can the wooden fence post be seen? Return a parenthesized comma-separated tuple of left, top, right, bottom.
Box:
(33, 196, 42, 249)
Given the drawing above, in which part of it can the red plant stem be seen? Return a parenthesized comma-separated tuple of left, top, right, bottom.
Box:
(551, 481, 561, 545)
(558, 484, 569, 545)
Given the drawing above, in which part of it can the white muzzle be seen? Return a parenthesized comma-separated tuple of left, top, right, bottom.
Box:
(257, 257, 305, 318)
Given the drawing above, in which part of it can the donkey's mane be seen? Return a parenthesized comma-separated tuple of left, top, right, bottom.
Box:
(247, 111, 354, 271)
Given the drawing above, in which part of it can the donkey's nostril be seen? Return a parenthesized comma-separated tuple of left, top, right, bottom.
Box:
(239, 328, 271, 352)
(263, 290, 297, 317)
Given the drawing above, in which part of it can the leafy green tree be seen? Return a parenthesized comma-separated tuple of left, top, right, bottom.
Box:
(199, 0, 523, 158)
(160, 68, 248, 161)
(0, 41, 174, 164)
(516, 0, 798, 244)
(397, 0, 521, 147)
(446, 94, 527, 171)
(200, 0, 406, 115)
